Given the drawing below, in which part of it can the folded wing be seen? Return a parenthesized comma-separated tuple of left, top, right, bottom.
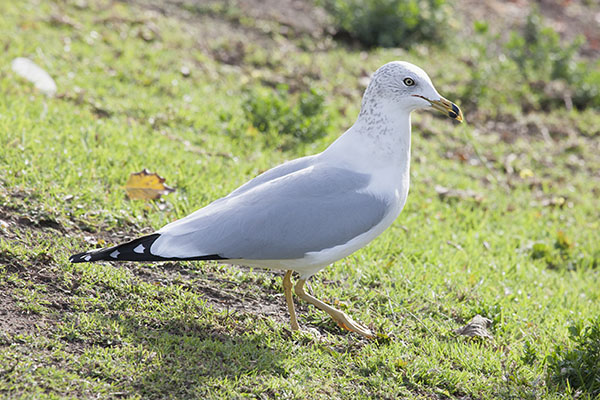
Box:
(152, 165, 390, 260)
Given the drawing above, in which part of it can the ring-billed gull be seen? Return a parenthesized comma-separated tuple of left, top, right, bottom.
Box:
(70, 61, 463, 338)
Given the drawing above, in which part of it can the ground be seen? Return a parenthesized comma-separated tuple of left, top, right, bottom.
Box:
(0, 0, 599, 399)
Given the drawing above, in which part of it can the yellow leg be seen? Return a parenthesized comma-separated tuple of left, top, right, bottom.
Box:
(294, 278, 373, 338)
(283, 270, 299, 331)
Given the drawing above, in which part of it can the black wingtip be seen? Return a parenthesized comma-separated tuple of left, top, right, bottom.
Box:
(69, 252, 89, 263)
(70, 233, 228, 263)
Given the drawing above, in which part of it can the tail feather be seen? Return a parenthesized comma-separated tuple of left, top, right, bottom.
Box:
(69, 233, 226, 263)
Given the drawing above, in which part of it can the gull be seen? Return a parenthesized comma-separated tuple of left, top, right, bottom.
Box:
(70, 61, 463, 338)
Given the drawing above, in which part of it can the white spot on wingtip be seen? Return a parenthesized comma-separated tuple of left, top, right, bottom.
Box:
(133, 244, 145, 254)
(84, 255, 91, 261)
(110, 250, 120, 259)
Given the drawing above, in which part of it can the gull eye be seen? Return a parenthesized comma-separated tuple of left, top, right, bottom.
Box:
(403, 77, 415, 86)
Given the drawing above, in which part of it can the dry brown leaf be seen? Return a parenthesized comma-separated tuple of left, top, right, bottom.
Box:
(125, 169, 175, 200)
(455, 315, 493, 339)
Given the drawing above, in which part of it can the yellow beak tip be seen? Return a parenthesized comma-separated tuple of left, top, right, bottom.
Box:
(449, 103, 463, 122)
(427, 96, 464, 123)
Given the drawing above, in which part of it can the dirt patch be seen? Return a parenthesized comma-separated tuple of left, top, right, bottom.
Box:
(0, 253, 69, 352)
(0, 189, 303, 338)
(223, 0, 331, 38)
(0, 286, 48, 341)
(457, 0, 600, 57)
(131, 262, 301, 325)
(0, 191, 64, 236)
(124, 0, 599, 57)
(124, 0, 330, 38)
(120, 0, 332, 68)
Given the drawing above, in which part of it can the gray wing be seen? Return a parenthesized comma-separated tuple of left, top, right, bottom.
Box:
(151, 165, 390, 260)
(225, 155, 317, 199)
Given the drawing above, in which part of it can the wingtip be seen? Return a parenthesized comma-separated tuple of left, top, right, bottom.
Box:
(69, 252, 92, 263)
(69, 233, 228, 263)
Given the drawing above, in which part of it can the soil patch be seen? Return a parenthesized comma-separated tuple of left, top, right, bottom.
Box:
(125, 0, 330, 38)
(131, 262, 303, 326)
(457, 0, 599, 56)
(0, 190, 301, 339)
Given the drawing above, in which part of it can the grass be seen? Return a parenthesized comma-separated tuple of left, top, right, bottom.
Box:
(547, 316, 600, 397)
(1, 0, 599, 399)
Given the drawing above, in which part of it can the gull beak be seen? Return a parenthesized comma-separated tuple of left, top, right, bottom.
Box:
(414, 95, 464, 122)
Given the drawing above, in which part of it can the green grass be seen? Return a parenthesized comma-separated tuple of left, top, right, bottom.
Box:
(1, 0, 599, 399)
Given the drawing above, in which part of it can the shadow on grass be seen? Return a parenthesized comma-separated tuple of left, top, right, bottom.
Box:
(76, 313, 290, 397)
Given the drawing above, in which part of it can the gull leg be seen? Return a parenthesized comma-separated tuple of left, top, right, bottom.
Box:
(283, 270, 299, 331)
(294, 278, 373, 338)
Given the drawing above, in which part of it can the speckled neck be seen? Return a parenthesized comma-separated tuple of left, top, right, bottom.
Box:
(323, 97, 412, 178)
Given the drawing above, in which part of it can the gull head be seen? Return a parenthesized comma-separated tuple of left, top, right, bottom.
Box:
(363, 61, 463, 122)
